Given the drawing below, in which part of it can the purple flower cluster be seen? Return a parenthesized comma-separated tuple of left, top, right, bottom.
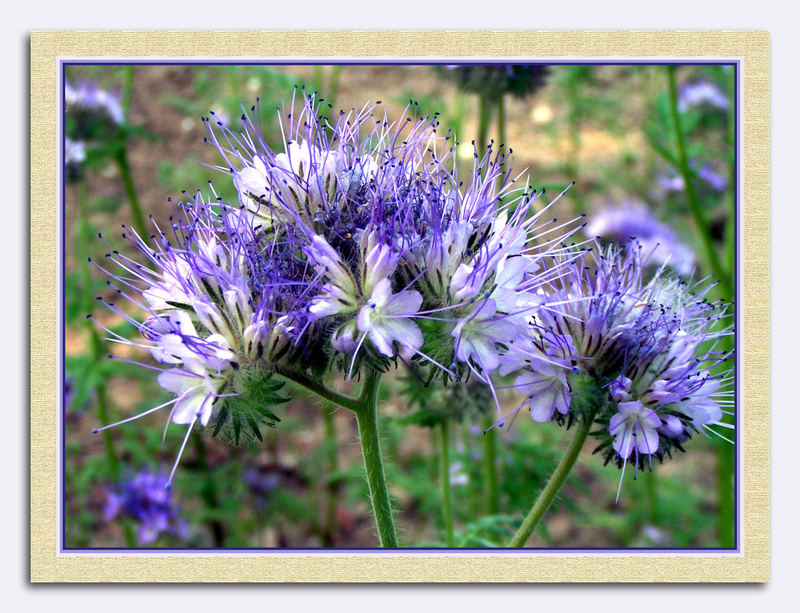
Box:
(585, 200, 696, 275)
(95, 92, 584, 484)
(497, 241, 732, 487)
(104, 470, 188, 544)
(94, 90, 732, 490)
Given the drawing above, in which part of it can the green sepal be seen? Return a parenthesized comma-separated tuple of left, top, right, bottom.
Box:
(209, 365, 288, 446)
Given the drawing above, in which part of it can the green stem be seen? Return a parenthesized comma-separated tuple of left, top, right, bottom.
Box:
(477, 94, 492, 156)
(322, 408, 341, 547)
(353, 370, 399, 547)
(482, 418, 499, 515)
(666, 66, 731, 297)
(496, 94, 507, 194)
(311, 65, 324, 95)
(193, 436, 226, 546)
(725, 65, 737, 274)
(278, 368, 361, 412)
(645, 469, 659, 525)
(78, 178, 135, 547)
(327, 66, 342, 105)
(463, 425, 479, 517)
(565, 74, 583, 214)
(439, 421, 454, 547)
(115, 149, 148, 241)
(122, 66, 134, 122)
(716, 66, 737, 549)
(508, 407, 599, 547)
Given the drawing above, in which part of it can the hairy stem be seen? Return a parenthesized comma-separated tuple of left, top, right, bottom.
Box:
(439, 421, 454, 547)
(508, 405, 599, 547)
(278, 368, 361, 412)
(353, 370, 399, 547)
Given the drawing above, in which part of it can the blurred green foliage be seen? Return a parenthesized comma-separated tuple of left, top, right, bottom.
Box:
(64, 63, 734, 548)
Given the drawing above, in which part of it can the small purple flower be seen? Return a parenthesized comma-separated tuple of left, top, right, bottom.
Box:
(658, 163, 728, 196)
(104, 469, 188, 545)
(609, 401, 662, 459)
(357, 278, 424, 360)
(678, 80, 729, 112)
(65, 80, 124, 126)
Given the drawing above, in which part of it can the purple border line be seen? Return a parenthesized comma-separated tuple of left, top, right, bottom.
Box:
(58, 58, 741, 556)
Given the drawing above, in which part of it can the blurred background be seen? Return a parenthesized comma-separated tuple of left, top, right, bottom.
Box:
(63, 63, 735, 549)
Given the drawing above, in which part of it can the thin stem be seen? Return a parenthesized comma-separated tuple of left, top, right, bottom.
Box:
(496, 94, 507, 194)
(327, 66, 343, 105)
(496, 94, 506, 149)
(463, 425, 479, 517)
(725, 65, 737, 275)
(193, 435, 226, 546)
(78, 178, 135, 547)
(322, 408, 341, 547)
(353, 370, 399, 547)
(666, 66, 731, 297)
(115, 149, 148, 241)
(482, 418, 500, 515)
(277, 368, 361, 412)
(122, 66, 134, 122)
(508, 406, 599, 547)
(477, 94, 492, 156)
(717, 65, 737, 549)
(439, 421, 454, 547)
(565, 71, 584, 214)
(645, 469, 659, 525)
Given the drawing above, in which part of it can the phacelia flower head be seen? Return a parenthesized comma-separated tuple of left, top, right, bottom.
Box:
(93, 90, 585, 487)
(104, 469, 188, 545)
(586, 200, 696, 275)
(203, 90, 583, 381)
(502, 241, 732, 484)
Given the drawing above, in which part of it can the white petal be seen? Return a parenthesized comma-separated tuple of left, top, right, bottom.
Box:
(529, 390, 556, 422)
(386, 290, 423, 316)
(157, 368, 199, 394)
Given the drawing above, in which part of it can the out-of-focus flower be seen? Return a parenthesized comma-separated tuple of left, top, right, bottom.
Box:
(104, 469, 188, 545)
(65, 80, 124, 126)
(437, 64, 550, 100)
(64, 376, 75, 412)
(678, 80, 729, 112)
(658, 163, 728, 197)
(449, 461, 469, 486)
(585, 200, 696, 275)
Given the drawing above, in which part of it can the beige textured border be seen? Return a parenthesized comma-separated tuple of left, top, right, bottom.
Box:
(30, 30, 770, 583)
